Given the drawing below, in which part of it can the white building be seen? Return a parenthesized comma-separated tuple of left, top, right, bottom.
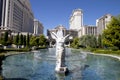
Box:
(69, 9, 113, 38)
(96, 14, 113, 35)
(0, 0, 34, 33)
(34, 19, 44, 35)
(82, 25, 97, 36)
(0, 0, 2, 26)
(69, 9, 83, 30)
(69, 9, 98, 37)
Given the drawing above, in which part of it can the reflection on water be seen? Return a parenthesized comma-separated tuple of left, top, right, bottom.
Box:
(2, 48, 120, 80)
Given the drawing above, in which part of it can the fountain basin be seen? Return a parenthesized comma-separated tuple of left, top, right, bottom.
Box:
(1, 48, 120, 80)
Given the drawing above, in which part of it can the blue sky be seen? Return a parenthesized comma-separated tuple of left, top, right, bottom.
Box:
(30, 0, 120, 35)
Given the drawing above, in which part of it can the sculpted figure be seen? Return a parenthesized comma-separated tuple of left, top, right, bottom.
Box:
(51, 29, 70, 73)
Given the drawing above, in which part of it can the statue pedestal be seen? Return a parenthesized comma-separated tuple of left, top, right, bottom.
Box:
(55, 67, 68, 74)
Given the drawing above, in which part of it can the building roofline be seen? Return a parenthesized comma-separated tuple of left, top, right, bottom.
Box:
(84, 25, 97, 27)
(97, 14, 113, 20)
(70, 8, 83, 19)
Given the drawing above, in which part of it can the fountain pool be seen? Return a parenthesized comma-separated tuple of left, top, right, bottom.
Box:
(2, 48, 120, 80)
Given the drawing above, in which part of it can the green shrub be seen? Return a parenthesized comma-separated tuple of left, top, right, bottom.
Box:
(0, 48, 3, 53)
(0, 76, 3, 80)
(36, 46, 47, 49)
(4, 48, 31, 52)
(86, 47, 96, 52)
(108, 46, 119, 51)
(94, 50, 120, 55)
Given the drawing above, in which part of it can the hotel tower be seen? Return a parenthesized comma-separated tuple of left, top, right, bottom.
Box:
(0, 0, 34, 33)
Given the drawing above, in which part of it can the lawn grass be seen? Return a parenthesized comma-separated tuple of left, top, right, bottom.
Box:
(93, 49, 120, 55)
(81, 48, 120, 55)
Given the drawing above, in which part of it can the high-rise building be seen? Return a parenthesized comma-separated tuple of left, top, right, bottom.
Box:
(69, 9, 83, 30)
(34, 19, 44, 35)
(0, 0, 3, 26)
(96, 14, 113, 35)
(69, 9, 83, 37)
(69, 9, 114, 38)
(0, 0, 34, 33)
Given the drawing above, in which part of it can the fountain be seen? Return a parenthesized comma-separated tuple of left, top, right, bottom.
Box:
(2, 48, 120, 79)
(50, 29, 70, 73)
(1, 30, 120, 79)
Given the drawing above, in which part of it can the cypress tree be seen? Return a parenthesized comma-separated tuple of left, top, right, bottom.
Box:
(26, 33, 30, 47)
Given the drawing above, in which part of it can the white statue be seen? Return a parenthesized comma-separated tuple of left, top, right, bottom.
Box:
(51, 29, 70, 73)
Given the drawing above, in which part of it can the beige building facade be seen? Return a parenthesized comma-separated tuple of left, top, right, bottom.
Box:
(69, 9, 113, 38)
(70, 9, 97, 37)
(0, 0, 34, 33)
(96, 14, 113, 35)
(82, 25, 97, 36)
(34, 19, 44, 35)
(69, 9, 83, 30)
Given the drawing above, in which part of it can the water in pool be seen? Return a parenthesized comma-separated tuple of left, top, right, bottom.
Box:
(2, 48, 120, 80)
